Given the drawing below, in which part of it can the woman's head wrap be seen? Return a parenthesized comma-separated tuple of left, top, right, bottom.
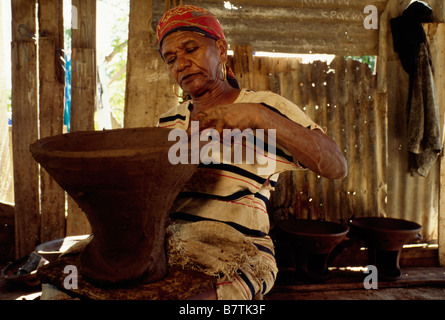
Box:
(157, 5, 239, 89)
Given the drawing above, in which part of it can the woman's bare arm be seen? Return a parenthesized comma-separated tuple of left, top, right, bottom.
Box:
(192, 103, 348, 179)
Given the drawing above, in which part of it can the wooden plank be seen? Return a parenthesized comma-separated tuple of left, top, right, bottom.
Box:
(71, 0, 96, 50)
(38, 0, 66, 242)
(70, 48, 95, 132)
(440, 153, 445, 267)
(67, 0, 96, 236)
(430, 24, 445, 266)
(66, 48, 94, 237)
(124, 0, 177, 128)
(0, 0, 14, 204)
(231, 45, 254, 91)
(11, 0, 40, 258)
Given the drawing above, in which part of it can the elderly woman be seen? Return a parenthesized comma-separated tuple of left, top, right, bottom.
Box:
(156, 5, 347, 300)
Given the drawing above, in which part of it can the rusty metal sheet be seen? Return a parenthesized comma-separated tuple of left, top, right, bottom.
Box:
(152, 0, 389, 55)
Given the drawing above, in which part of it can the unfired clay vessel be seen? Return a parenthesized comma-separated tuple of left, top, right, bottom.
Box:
(30, 127, 198, 285)
(277, 219, 349, 281)
(349, 217, 422, 280)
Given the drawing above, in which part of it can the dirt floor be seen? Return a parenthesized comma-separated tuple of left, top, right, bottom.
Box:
(2, 261, 445, 300)
(267, 267, 445, 300)
(267, 285, 445, 300)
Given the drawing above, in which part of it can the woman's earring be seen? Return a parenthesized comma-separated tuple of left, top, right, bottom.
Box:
(172, 83, 190, 101)
(172, 83, 182, 98)
(221, 63, 227, 81)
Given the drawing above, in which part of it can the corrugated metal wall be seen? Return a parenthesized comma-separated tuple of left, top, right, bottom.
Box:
(271, 56, 385, 224)
(228, 44, 440, 241)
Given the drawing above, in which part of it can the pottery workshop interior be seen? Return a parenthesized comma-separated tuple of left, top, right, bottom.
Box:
(1, 0, 445, 305)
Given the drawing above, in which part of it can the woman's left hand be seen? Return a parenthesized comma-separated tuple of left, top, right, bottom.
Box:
(190, 103, 261, 134)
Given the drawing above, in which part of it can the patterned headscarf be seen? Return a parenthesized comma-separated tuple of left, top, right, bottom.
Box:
(157, 5, 239, 89)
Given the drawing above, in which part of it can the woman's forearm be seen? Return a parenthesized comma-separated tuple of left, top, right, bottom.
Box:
(257, 105, 348, 179)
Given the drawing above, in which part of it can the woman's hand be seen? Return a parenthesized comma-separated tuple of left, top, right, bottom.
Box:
(190, 103, 260, 134)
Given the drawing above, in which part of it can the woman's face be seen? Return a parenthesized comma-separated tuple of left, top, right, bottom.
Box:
(161, 30, 226, 97)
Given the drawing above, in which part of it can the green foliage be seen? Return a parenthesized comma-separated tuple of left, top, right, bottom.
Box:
(6, 90, 11, 113)
(345, 55, 377, 73)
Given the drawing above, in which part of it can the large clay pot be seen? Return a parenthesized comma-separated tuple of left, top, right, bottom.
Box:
(30, 127, 198, 285)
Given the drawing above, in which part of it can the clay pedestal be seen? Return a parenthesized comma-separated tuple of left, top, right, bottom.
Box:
(276, 219, 349, 281)
(350, 217, 422, 280)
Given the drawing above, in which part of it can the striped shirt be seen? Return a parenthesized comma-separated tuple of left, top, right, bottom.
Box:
(157, 89, 321, 236)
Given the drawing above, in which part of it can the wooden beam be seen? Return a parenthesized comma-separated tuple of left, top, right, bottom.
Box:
(38, 0, 66, 242)
(11, 0, 40, 257)
(0, 1, 14, 204)
(70, 0, 96, 131)
(440, 152, 445, 266)
(67, 0, 96, 236)
(71, 48, 96, 132)
(231, 45, 254, 90)
(431, 23, 445, 266)
(71, 0, 96, 50)
(124, 0, 177, 128)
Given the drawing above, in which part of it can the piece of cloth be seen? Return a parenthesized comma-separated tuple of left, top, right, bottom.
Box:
(391, 1, 441, 177)
(157, 89, 322, 299)
(166, 220, 277, 300)
(156, 4, 239, 89)
(407, 41, 441, 177)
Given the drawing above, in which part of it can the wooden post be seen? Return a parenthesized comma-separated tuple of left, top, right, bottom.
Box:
(38, 0, 66, 242)
(0, 1, 14, 204)
(429, 23, 445, 266)
(11, 0, 40, 257)
(66, 0, 96, 236)
(232, 45, 255, 91)
(124, 0, 177, 128)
